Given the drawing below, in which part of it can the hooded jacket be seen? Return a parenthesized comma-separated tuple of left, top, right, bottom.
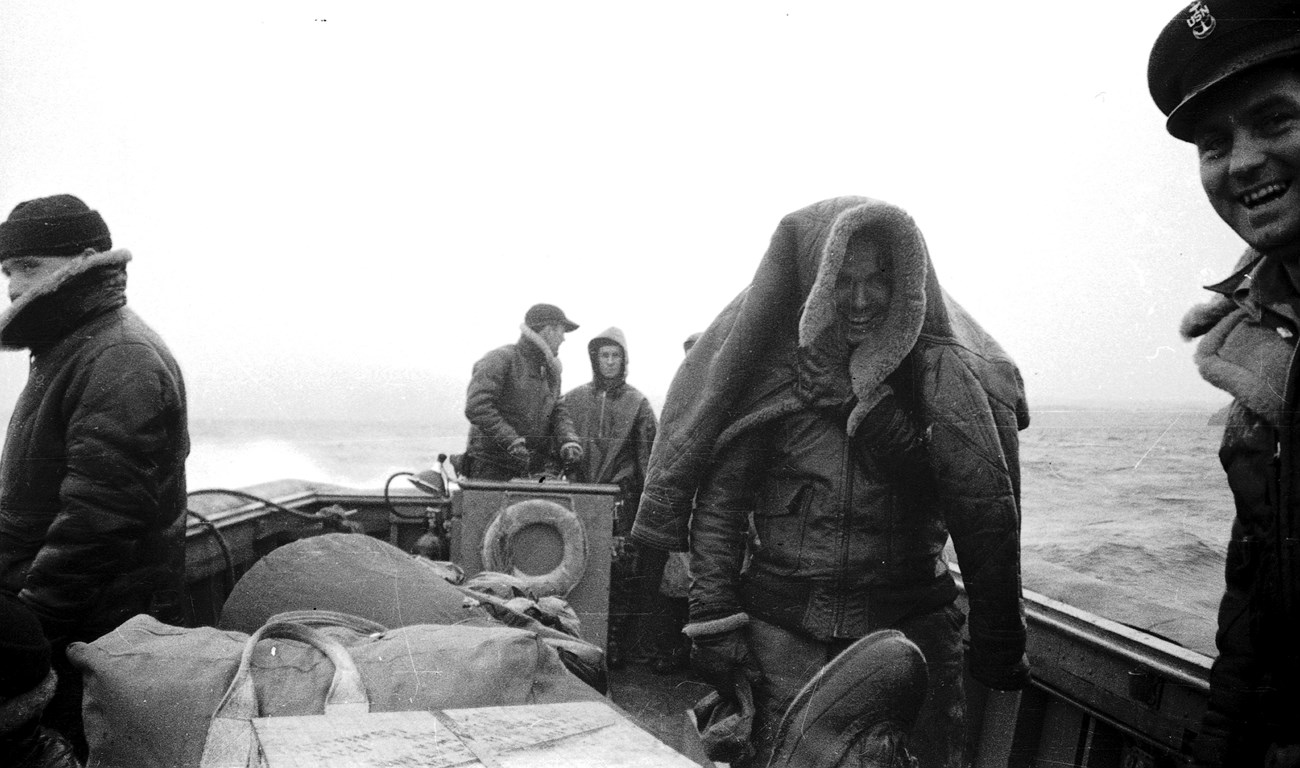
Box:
(0, 249, 189, 643)
(563, 328, 658, 521)
(464, 325, 580, 478)
(630, 196, 1030, 688)
(1180, 248, 1300, 764)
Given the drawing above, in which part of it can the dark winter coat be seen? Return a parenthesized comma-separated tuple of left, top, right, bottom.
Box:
(464, 325, 579, 479)
(563, 327, 658, 520)
(0, 250, 189, 644)
(1181, 249, 1300, 765)
(631, 196, 1031, 690)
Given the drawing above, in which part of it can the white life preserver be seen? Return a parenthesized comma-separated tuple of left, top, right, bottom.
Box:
(481, 499, 588, 597)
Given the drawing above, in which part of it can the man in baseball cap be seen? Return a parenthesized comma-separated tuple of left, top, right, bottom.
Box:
(461, 303, 583, 480)
(1150, 3, 1300, 764)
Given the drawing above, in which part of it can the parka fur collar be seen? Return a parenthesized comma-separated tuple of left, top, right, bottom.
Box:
(518, 323, 563, 379)
(0, 248, 131, 351)
(632, 196, 1027, 550)
(1180, 247, 1292, 425)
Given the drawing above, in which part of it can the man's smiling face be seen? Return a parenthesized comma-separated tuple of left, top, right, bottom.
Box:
(1195, 64, 1300, 255)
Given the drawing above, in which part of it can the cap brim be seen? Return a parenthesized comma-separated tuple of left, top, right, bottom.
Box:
(1167, 43, 1300, 141)
(562, 321, 579, 332)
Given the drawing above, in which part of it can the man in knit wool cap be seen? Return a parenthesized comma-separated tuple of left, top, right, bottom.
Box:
(0, 194, 190, 757)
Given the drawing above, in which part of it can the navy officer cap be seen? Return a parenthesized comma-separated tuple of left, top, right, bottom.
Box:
(1149, 0, 1300, 141)
(524, 303, 579, 332)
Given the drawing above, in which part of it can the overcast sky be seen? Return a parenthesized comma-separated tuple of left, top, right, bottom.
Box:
(0, 1, 1244, 440)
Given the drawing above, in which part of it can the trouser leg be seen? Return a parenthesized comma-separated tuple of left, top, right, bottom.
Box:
(892, 602, 966, 768)
(746, 619, 835, 768)
(746, 603, 964, 768)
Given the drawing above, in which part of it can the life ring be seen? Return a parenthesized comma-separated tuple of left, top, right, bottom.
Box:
(481, 499, 587, 597)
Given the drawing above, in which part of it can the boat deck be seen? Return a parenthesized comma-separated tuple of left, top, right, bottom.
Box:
(608, 663, 712, 758)
(185, 479, 1217, 768)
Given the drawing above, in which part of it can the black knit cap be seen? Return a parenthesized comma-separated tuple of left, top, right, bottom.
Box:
(1149, 0, 1300, 141)
(524, 303, 579, 332)
(0, 592, 51, 699)
(0, 194, 112, 261)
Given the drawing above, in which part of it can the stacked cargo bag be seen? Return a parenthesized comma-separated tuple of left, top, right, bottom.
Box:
(68, 607, 604, 767)
(216, 532, 606, 688)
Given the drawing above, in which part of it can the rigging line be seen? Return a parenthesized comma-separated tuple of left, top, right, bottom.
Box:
(1132, 414, 1180, 470)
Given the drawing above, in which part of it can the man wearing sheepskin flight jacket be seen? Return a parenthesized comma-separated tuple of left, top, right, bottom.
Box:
(463, 303, 584, 480)
(630, 197, 1031, 768)
(0, 194, 190, 758)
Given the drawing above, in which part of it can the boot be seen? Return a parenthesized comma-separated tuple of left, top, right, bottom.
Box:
(766, 629, 927, 768)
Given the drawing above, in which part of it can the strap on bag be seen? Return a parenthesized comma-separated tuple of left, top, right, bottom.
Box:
(264, 609, 388, 635)
(199, 620, 371, 768)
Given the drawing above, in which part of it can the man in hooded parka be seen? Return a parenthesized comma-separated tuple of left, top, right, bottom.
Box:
(0, 195, 189, 756)
(563, 327, 658, 665)
(630, 197, 1031, 768)
(563, 327, 657, 499)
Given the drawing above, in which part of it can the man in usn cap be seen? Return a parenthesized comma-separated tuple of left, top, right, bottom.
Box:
(462, 303, 584, 480)
(1150, 2, 1300, 764)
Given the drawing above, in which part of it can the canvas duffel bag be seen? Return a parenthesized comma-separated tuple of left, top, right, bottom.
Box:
(69, 610, 603, 768)
(215, 532, 606, 687)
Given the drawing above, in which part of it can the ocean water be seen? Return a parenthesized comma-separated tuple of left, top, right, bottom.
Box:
(187, 407, 1232, 656)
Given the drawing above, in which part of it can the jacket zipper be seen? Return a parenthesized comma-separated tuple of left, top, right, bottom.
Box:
(834, 433, 853, 636)
(598, 390, 608, 437)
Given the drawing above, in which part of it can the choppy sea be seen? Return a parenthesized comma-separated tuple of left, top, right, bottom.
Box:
(187, 406, 1233, 656)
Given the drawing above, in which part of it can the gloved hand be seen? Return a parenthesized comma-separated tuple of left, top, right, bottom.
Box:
(508, 438, 530, 462)
(689, 626, 763, 703)
(560, 442, 583, 465)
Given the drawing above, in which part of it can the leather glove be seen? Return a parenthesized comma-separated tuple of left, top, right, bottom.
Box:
(689, 626, 763, 703)
(560, 442, 583, 465)
(508, 438, 530, 462)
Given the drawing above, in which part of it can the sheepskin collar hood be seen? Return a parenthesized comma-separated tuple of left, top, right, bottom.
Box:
(669, 196, 951, 456)
(631, 195, 1027, 552)
(587, 326, 628, 390)
(517, 323, 563, 379)
(0, 248, 130, 353)
(792, 198, 930, 429)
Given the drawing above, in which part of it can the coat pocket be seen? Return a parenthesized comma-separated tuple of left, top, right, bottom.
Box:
(751, 480, 812, 575)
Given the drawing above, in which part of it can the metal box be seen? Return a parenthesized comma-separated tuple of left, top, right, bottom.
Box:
(450, 479, 618, 651)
